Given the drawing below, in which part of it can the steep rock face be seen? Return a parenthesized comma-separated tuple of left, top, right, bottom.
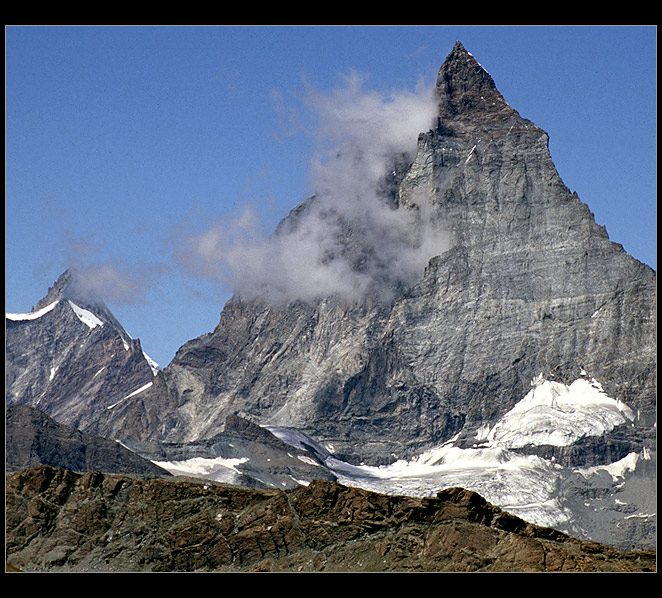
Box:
(6, 405, 170, 477)
(99, 42, 655, 470)
(6, 270, 159, 433)
(5, 466, 656, 572)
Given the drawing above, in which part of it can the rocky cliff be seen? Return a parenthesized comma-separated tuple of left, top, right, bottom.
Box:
(5, 466, 656, 572)
(94, 42, 655, 468)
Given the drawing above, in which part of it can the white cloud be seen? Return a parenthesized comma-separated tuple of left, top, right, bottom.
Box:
(174, 71, 452, 305)
(68, 262, 164, 306)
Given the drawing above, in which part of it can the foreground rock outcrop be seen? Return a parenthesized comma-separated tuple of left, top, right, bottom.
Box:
(6, 466, 655, 572)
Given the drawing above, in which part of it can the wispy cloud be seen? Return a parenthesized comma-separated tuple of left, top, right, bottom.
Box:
(68, 262, 166, 305)
(172, 70, 452, 305)
(61, 230, 167, 306)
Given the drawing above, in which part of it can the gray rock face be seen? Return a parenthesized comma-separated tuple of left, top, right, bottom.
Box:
(6, 42, 655, 551)
(98, 42, 655, 465)
(6, 404, 170, 477)
(6, 269, 159, 433)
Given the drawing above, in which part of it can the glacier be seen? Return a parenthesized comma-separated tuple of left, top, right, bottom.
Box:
(485, 374, 636, 448)
(152, 372, 649, 535)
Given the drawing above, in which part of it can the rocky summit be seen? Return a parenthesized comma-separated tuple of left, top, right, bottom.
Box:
(6, 269, 159, 433)
(5, 466, 656, 572)
(5, 42, 657, 564)
(94, 42, 655, 457)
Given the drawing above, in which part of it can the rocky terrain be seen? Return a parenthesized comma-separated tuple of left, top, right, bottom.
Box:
(124, 412, 338, 489)
(6, 269, 159, 433)
(6, 405, 170, 477)
(5, 465, 656, 572)
(5, 41, 656, 562)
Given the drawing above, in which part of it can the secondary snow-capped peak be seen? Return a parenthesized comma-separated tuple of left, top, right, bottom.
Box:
(6, 269, 161, 436)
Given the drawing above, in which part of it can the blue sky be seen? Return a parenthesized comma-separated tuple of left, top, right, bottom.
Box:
(6, 25, 656, 367)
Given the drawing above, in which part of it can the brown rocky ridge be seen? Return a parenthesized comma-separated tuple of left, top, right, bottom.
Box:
(5, 465, 656, 573)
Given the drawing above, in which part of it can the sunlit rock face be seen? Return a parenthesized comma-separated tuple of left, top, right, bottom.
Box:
(7, 43, 655, 551)
(104, 42, 654, 461)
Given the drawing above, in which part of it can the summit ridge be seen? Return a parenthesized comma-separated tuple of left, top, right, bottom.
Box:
(436, 40, 517, 123)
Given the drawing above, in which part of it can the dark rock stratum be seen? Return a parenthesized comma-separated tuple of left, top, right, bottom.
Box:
(6, 405, 170, 477)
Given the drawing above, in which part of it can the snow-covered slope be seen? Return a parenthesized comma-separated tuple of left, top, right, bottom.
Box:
(484, 374, 635, 448)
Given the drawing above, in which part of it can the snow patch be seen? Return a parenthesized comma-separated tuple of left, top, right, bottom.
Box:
(473, 424, 491, 442)
(297, 455, 321, 467)
(107, 381, 153, 410)
(266, 426, 331, 461)
(465, 144, 476, 163)
(142, 351, 160, 375)
(123, 381, 153, 400)
(576, 451, 642, 482)
(6, 300, 59, 321)
(68, 301, 104, 329)
(290, 476, 311, 487)
(484, 376, 635, 448)
(153, 456, 249, 485)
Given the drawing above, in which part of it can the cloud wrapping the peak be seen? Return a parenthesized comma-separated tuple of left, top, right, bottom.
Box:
(175, 72, 451, 305)
(67, 262, 165, 306)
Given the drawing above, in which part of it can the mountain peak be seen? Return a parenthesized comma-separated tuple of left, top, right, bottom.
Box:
(34, 269, 74, 311)
(28, 268, 133, 345)
(436, 41, 516, 122)
(34, 268, 107, 315)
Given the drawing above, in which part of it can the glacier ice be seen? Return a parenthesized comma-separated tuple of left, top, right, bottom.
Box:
(151, 373, 644, 534)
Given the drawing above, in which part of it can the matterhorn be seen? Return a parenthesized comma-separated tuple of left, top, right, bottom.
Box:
(6, 42, 655, 553)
